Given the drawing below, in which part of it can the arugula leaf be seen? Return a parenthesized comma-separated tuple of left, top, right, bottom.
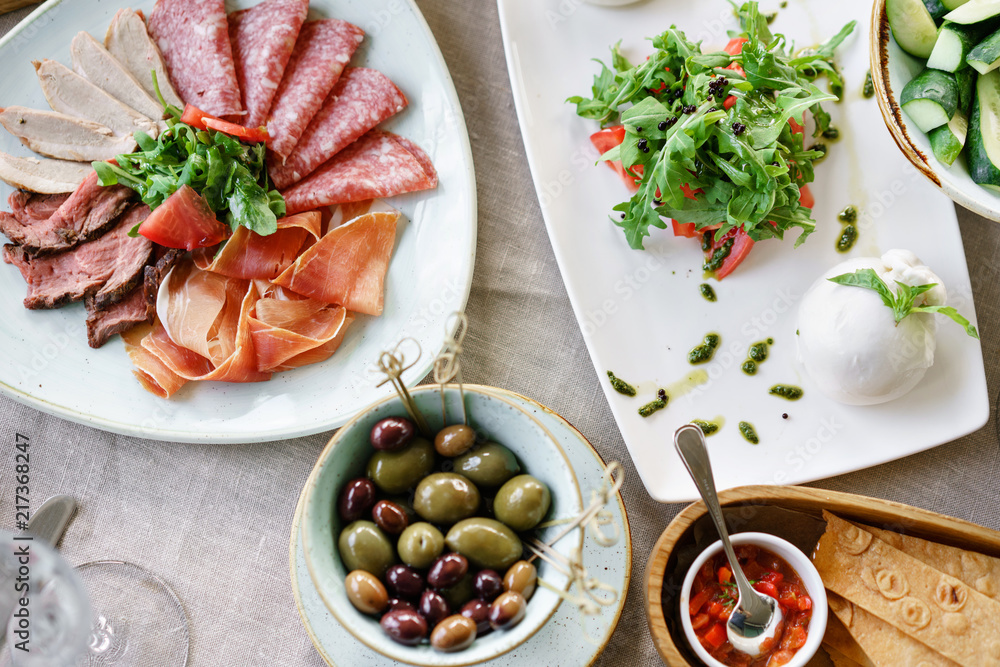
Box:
(828, 269, 980, 339)
(569, 1, 853, 252)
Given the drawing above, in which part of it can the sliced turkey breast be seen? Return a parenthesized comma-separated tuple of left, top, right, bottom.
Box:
(104, 8, 184, 110)
(0, 152, 92, 193)
(0, 106, 137, 162)
(71, 32, 164, 122)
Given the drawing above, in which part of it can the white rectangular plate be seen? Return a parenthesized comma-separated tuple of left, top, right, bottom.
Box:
(0, 0, 476, 443)
(497, 0, 988, 502)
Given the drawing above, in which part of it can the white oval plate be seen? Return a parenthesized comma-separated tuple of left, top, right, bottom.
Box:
(0, 0, 476, 442)
(497, 0, 988, 502)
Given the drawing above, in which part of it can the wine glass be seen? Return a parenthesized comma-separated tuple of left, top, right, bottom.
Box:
(0, 532, 190, 666)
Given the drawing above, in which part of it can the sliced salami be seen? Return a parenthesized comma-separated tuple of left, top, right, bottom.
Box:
(280, 129, 437, 215)
(228, 0, 308, 129)
(147, 0, 243, 117)
(269, 68, 408, 189)
(266, 19, 365, 160)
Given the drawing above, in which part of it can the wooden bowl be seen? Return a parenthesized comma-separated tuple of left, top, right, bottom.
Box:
(869, 0, 1000, 221)
(643, 484, 1000, 666)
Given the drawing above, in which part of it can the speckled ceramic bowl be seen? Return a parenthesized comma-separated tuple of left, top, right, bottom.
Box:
(300, 385, 584, 666)
(870, 0, 1000, 221)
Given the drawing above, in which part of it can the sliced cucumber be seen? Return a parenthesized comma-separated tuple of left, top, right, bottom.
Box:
(957, 65, 977, 112)
(945, 0, 1000, 24)
(929, 112, 968, 164)
(900, 69, 960, 131)
(968, 25, 1000, 72)
(967, 69, 1000, 190)
(942, 0, 971, 8)
(924, 0, 951, 20)
(888, 0, 942, 57)
(928, 22, 988, 71)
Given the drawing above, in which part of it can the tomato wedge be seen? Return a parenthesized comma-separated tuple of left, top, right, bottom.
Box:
(138, 184, 227, 251)
(180, 104, 269, 144)
(590, 126, 641, 193)
(798, 183, 814, 209)
(707, 227, 756, 281)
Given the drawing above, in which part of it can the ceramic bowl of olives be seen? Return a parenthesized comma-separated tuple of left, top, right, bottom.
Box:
(300, 384, 584, 665)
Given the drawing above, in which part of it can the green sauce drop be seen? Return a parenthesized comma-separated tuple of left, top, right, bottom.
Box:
(863, 70, 875, 98)
(836, 225, 858, 253)
(688, 333, 720, 365)
(739, 421, 759, 444)
(703, 238, 734, 273)
(769, 385, 804, 401)
(822, 126, 840, 141)
(742, 359, 757, 375)
(606, 370, 636, 397)
(692, 419, 721, 436)
(748, 341, 769, 362)
(838, 205, 857, 223)
(700, 283, 717, 302)
(638, 397, 668, 418)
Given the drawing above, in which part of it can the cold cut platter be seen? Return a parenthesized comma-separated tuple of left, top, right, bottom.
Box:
(0, 0, 476, 443)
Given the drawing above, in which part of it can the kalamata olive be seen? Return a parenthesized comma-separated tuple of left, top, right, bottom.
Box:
(427, 553, 469, 589)
(438, 572, 475, 610)
(489, 591, 526, 630)
(345, 570, 388, 615)
(434, 424, 476, 457)
(380, 608, 428, 646)
(453, 443, 521, 488)
(372, 500, 410, 535)
(370, 416, 416, 451)
(460, 599, 492, 635)
(385, 564, 425, 599)
(430, 614, 477, 652)
(338, 521, 396, 578)
(387, 597, 416, 613)
(503, 560, 537, 600)
(474, 569, 503, 602)
(397, 522, 445, 569)
(367, 438, 435, 494)
(419, 589, 451, 626)
(493, 475, 551, 531)
(338, 478, 377, 522)
(445, 518, 524, 570)
(413, 473, 481, 525)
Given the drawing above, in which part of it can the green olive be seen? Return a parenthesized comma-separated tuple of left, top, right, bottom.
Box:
(397, 522, 445, 569)
(438, 571, 475, 610)
(367, 437, 434, 494)
(493, 474, 551, 531)
(453, 442, 521, 489)
(445, 518, 523, 571)
(338, 521, 396, 578)
(413, 473, 481, 525)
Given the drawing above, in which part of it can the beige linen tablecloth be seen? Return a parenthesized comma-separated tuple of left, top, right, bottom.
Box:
(2, 2, 1000, 665)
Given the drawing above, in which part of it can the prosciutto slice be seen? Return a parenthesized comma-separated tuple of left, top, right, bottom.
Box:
(192, 211, 321, 279)
(228, 0, 308, 128)
(249, 295, 352, 372)
(269, 68, 408, 189)
(147, 0, 243, 117)
(273, 209, 399, 316)
(280, 130, 437, 215)
(266, 19, 365, 160)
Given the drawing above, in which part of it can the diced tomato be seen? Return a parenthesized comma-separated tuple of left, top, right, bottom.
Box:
(767, 649, 797, 666)
(138, 184, 227, 251)
(777, 589, 798, 609)
(689, 587, 713, 616)
(691, 613, 710, 631)
(724, 95, 738, 110)
(797, 595, 812, 612)
(761, 571, 784, 587)
(780, 625, 809, 650)
(706, 601, 725, 619)
(672, 220, 698, 238)
(590, 126, 640, 193)
(712, 228, 755, 281)
(702, 622, 729, 651)
(717, 566, 733, 585)
(724, 37, 748, 56)
(180, 104, 269, 144)
(753, 581, 779, 599)
(788, 117, 805, 136)
(798, 183, 814, 208)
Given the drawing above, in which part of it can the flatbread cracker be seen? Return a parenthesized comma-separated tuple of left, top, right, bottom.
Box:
(823, 610, 875, 667)
(827, 592, 958, 667)
(825, 644, 867, 667)
(857, 522, 1000, 602)
(813, 512, 1000, 665)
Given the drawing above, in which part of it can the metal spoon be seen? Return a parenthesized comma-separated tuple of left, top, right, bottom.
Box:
(674, 424, 783, 656)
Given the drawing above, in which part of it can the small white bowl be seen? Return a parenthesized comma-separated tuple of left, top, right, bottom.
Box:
(678, 533, 827, 667)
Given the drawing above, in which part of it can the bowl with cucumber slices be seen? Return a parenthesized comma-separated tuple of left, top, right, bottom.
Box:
(872, 0, 1000, 220)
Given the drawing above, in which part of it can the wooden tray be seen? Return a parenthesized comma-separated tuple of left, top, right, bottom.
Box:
(0, 1, 35, 16)
(643, 485, 1000, 666)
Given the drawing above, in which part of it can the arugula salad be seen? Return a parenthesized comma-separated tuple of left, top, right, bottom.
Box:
(569, 2, 854, 279)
